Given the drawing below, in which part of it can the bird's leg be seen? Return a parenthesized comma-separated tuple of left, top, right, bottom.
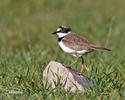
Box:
(63, 55, 79, 68)
(80, 56, 84, 74)
(76, 56, 84, 75)
(68, 55, 79, 67)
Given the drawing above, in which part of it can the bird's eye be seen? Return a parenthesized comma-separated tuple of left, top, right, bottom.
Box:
(61, 29, 65, 32)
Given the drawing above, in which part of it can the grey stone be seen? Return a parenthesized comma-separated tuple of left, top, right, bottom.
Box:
(43, 61, 92, 93)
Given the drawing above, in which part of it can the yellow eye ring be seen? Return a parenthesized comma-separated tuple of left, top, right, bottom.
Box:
(61, 29, 65, 32)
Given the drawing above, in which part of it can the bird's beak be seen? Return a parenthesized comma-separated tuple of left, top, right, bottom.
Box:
(52, 31, 60, 35)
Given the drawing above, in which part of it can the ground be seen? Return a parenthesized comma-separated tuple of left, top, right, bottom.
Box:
(0, 0, 125, 99)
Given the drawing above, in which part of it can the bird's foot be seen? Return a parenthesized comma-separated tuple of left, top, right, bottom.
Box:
(62, 64, 71, 68)
(76, 72, 83, 76)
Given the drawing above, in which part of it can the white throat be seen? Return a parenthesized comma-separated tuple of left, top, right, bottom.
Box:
(57, 31, 71, 38)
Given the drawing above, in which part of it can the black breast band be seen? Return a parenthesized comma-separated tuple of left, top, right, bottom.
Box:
(58, 37, 65, 42)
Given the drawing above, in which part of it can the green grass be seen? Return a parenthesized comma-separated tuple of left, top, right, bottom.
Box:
(0, 0, 125, 99)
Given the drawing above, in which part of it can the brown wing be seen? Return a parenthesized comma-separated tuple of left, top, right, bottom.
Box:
(62, 33, 94, 51)
(62, 32, 111, 51)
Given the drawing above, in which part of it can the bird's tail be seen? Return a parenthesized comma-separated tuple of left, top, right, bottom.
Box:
(91, 45, 111, 51)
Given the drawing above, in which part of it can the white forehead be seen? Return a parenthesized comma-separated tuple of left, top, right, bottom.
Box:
(57, 28, 61, 31)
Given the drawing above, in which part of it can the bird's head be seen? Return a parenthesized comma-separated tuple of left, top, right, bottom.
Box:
(52, 26, 72, 38)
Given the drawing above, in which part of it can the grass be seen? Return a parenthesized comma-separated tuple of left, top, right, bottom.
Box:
(0, 0, 125, 99)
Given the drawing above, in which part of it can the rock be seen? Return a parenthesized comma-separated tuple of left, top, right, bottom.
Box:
(43, 61, 92, 93)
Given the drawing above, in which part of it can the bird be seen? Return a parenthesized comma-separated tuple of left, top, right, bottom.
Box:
(52, 25, 111, 74)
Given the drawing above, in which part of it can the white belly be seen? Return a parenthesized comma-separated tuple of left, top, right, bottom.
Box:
(59, 41, 75, 54)
(58, 41, 88, 57)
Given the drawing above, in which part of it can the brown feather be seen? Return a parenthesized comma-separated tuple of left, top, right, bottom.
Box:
(62, 32, 110, 51)
(62, 33, 93, 51)
(90, 45, 111, 51)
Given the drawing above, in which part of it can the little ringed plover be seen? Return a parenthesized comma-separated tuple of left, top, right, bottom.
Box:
(52, 26, 111, 74)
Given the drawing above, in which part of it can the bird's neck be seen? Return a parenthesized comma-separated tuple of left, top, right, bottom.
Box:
(58, 37, 65, 42)
(57, 31, 71, 38)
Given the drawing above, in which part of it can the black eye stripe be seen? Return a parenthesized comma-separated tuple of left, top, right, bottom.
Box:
(66, 28, 71, 32)
(58, 26, 71, 33)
